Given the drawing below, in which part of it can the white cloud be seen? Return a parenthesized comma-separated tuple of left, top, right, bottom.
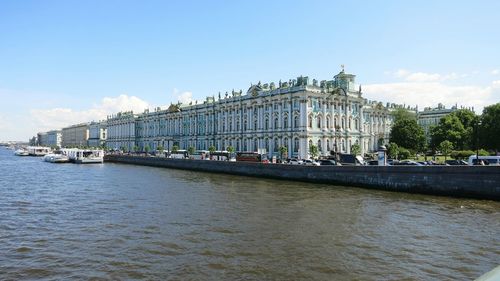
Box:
(172, 88, 194, 104)
(492, 69, 500, 75)
(392, 69, 462, 82)
(30, 94, 150, 131)
(363, 80, 499, 114)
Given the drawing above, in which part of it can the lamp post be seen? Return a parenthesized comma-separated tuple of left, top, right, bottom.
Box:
(476, 120, 482, 164)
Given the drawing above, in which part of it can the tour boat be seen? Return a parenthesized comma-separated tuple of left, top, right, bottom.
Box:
(27, 146, 52, 156)
(14, 149, 29, 156)
(43, 152, 70, 163)
(65, 149, 104, 164)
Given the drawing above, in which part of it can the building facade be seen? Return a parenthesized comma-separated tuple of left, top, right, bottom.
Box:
(106, 112, 137, 151)
(61, 123, 90, 147)
(46, 130, 62, 147)
(108, 71, 398, 159)
(418, 104, 458, 139)
(88, 121, 107, 147)
(36, 132, 48, 146)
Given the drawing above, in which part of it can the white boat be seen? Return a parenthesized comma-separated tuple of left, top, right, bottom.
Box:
(65, 149, 104, 164)
(14, 149, 29, 156)
(43, 152, 70, 163)
(27, 146, 52, 156)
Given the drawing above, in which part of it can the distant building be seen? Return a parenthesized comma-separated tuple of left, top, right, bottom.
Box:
(107, 70, 408, 158)
(61, 123, 90, 147)
(88, 121, 107, 148)
(36, 132, 48, 146)
(417, 103, 470, 139)
(46, 130, 62, 148)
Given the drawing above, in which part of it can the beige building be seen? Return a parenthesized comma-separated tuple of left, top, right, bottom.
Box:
(61, 123, 90, 147)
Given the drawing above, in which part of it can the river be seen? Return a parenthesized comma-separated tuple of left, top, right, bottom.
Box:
(0, 147, 498, 280)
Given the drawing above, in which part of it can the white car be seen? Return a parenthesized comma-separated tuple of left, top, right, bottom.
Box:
(303, 159, 320, 166)
(289, 159, 303, 165)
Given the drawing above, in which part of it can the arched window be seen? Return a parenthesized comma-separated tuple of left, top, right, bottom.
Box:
(294, 138, 299, 152)
(326, 116, 330, 128)
(294, 116, 299, 128)
(274, 118, 279, 129)
(274, 138, 279, 152)
(327, 139, 330, 151)
(265, 118, 269, 130)
(254, 139, 258, 151)
(244, 120, 247, 130)
(254, 118, 258, 130)
(283, 116, 288, 129)
(317, 140, 322, 152)
(265, 138, 269, 151)
(317, 116, 322, 128)
(308, 115, 313, 128)
(334, 117, 338, 128)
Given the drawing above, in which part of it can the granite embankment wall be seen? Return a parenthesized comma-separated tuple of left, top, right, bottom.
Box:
(104, 155, 500, 200)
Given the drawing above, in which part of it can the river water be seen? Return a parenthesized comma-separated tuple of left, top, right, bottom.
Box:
(0, 147, 498, 280)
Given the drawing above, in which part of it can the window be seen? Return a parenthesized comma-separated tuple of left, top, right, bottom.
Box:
(317, 116, 322, 128)
(274, 118, 279, 129)
(317, 140, 322, 152)
(265, 119, 269, 130)
(294, 138, 299, 152)
(274, 138, 279, 152)
(308, 115, 313, 128)
(283, 117, 288, 129)
(294, 116, 299, 128)
(326, 117, 330, 128)
(327, 139, 330, 151)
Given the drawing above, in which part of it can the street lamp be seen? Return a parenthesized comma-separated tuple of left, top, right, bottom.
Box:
(476, 120, 482, 165)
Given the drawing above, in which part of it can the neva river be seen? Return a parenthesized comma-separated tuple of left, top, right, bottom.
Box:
(0, 147, 498, 280)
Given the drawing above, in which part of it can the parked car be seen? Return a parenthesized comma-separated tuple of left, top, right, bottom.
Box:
(303, 159, 320, 166)
(445, 160, 468, 165)
(393, 160, 423, 166)
(367, 160, 379, 166)
(319, 159, 340, 166)
(289, 158, 303, 165)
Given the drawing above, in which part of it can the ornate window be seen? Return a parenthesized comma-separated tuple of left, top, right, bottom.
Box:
(294, 138, 299, 152)
(283, 116, 288, 129)
(294, 116, 299, 128)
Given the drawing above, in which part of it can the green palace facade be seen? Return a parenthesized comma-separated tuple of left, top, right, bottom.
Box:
(106, 70, 409, 159)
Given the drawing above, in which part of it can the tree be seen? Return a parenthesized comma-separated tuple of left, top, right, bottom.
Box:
(157, 145, 164, 154)
(430, 114, 466, 151)
(391, 108, 417, 122)
(439, 140, 454, 161)
(120, 145, 127, 152)
(309, 144, 319, 159)
(144, 144, 150, 154)
(387, 142, 400, 159)
(187, 146, 195, 156)
(480, 103, 500, 154)
(172, 145, 179, 154)
(389, 119, 426, 153)
(226, 146, 235, 158)
(398, 147, 411, 160)
(350, 143, 361, 155)
(279, 146, 288, 160)
(208, 145, 216, 154)
(133, 145, 139, 153)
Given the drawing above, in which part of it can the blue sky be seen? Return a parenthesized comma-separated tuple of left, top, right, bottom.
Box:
(1, 0, 499, 140)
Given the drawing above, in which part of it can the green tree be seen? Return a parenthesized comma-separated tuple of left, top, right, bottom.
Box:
(172, 145, 179, 154)
(387, 142, 400, 159)
(480, 103, 500, 154)
(309, 144, 319, 159)
(279, 146, 288, 160)
(187, 146, 195, 156)
(430, 114, 466, 151)
(398, 147, 411, 160)
(439, 140, 454, 161)
(208, 145, 216, 154)
(226, 146, 235, 159)
(144, 144, 150, 154)
(390, 119, 426, 153)
(157, 145, 164, 155)
(350, 143, 361, 155)
(120, 145, 127, 152)
(133, 145, 139, 153)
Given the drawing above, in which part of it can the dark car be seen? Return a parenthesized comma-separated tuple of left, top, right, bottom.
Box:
(445, 160, 468, 165)
(319, 159, 340, 166)
(367, 160, 379, 166)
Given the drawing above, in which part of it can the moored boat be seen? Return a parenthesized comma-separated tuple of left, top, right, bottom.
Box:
(27, 146, 52, 156)
(43, 152, 70, 163)
(14, 149, 29, 156)
(65, 149, 104, 164)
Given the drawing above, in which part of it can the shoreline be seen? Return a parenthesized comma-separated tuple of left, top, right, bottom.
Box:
(104, 155, 500, 201)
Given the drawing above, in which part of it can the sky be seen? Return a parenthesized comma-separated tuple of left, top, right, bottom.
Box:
(0, 0, 499, 141)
